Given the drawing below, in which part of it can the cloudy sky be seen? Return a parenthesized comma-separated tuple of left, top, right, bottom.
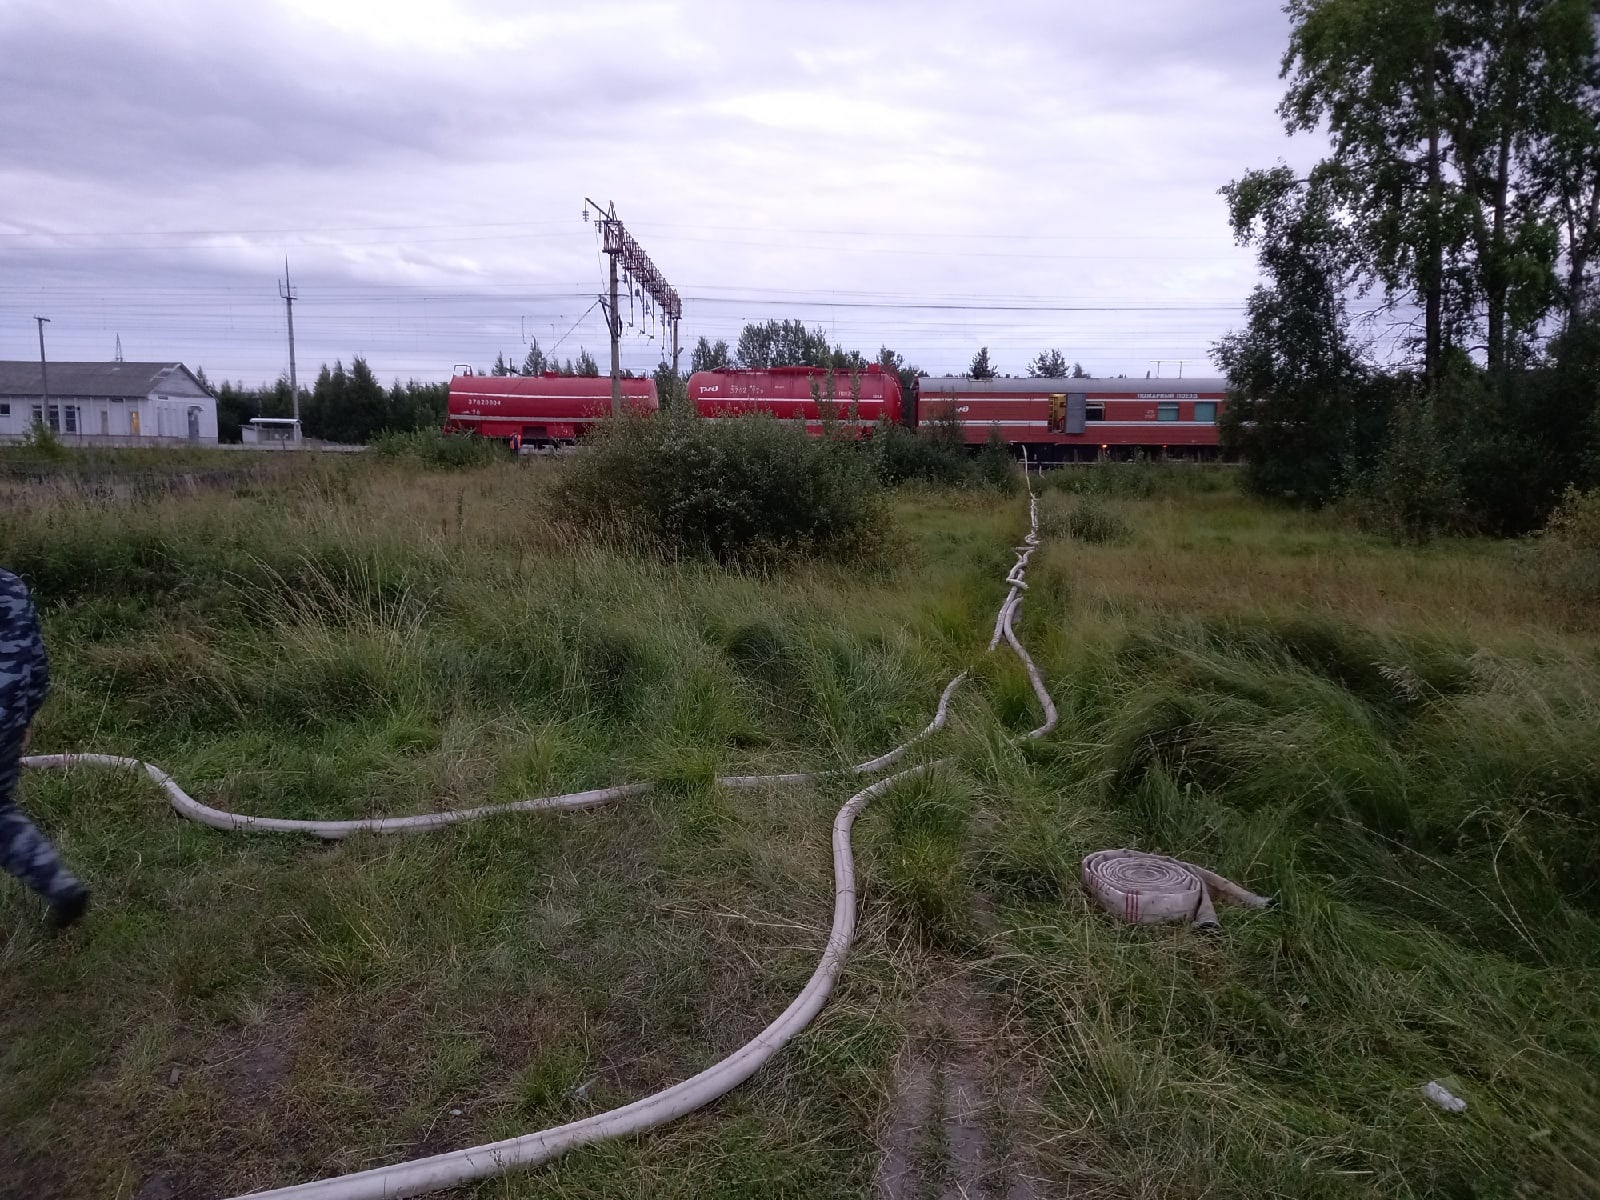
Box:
(0, 0, 1328, 385)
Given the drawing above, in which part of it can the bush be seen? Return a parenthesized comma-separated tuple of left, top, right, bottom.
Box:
(1351, 390, 1463, 543)
(1534, 486, 1600, 605)
(370, 429, 501, 469)
(867, 420, 971, 487)
(556, 412, 887, 563)
(1065, 497, 1131, 543)
(1043, 462, 1156, 498)
(1037, 493, 1130, 543)
(5, 421, 71, 462)
(975, 423, 1021, 493)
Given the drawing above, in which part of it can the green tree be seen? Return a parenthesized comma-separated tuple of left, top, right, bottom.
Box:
(968, 347, 997, 380)
(214, 380, 254, 443)
(690, 336, 732, 373)
(521, 339, 548, 376)
(1214, 167, 1382, 506)
(652, 361, 685, 411)
(575, 349, 601, 378)
(313, 362, 349, 442)
(1278, 0, 1596, 382)
(877, 346, 922, 422)
(491, 352, 512, 377)
(736, 319, 833, 368)
(1027, 349, 1069, 378)
(344, 357, 387, 442)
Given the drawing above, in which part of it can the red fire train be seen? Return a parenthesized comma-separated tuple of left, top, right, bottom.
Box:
(444, 372, 659, 446)
(914, 376, 1228, 460)
(686, 364, 902, 433)
(445, 365, 1223, 460)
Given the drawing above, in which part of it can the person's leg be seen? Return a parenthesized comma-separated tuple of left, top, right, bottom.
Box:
(0, 732, 89, 925)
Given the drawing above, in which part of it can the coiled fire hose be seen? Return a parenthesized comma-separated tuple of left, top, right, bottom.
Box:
(1080, 848, 1273, 929)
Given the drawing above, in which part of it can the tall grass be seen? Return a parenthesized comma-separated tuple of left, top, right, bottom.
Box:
(1, 449, 1595, 1198)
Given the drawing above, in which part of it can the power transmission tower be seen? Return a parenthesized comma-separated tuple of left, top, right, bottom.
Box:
(583, 199, 682, 415)
(34, 316, 50, 412)
(279, 260, 301, 427)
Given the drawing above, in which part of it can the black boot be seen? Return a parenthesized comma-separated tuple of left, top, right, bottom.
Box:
(47, 886, 90, 930)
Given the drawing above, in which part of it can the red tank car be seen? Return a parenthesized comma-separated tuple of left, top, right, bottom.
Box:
(445, 373, 659, 445)
(687, 365, 902, 434)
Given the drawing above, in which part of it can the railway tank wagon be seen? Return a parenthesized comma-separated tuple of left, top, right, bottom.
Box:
(687, 364, 902, 434)
(916, 376, 1227, 460)
(445, 372, 660, 446)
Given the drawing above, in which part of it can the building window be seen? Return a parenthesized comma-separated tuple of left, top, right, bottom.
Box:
(0, 403, 9, 417)
(33, 405, 62, 431)
(1085, 403, 1105, 421)
(1194, 401, 1217, 423)
(63, 406, 78, 434)
(1158, 402, 1179, 422)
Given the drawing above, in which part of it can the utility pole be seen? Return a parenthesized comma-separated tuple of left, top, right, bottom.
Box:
(583, 199, 682, 415)
(278, 260, 300, 428)
(608, 250, 620, 408)
(34, 316, 50, 412)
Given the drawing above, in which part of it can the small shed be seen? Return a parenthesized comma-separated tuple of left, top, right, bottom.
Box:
(0, 361, 219, 445)
(241, 418, 303, 447)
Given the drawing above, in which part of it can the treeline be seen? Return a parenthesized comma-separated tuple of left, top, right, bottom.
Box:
(1220, 0, 1600, 540)
(687, 319, 922, 397)
(487, 341, 600, 379)
(687, 319, 1096, 402)
(213, 357, 447, 444)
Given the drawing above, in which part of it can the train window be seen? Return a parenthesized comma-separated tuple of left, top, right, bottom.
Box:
(1157, 402, 1179, 422)
(1085, 403, 1105, 421)
(1194, 401, 1217, 423)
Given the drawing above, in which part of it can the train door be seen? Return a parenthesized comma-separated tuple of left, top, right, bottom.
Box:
(1066, 393, 1087, 434)
(1049, 394, 1065, 433)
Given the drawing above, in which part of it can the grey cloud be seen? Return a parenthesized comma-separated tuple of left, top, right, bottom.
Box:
(0, 10, 699, 185)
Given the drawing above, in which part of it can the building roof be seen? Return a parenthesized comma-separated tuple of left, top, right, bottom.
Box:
(0, 361, 209, 399)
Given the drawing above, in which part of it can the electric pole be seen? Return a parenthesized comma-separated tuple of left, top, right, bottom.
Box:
(279, 260, 300, 427)
(608, 250, 620, 408)
(583, 199, 683, 416)
(34, 316, 50, 411)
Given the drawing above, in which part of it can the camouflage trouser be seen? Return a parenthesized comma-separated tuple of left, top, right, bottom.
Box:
(0, 730, 83, 905)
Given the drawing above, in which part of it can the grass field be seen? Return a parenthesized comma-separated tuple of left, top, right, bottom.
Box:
(1, 452, 1596, 1199)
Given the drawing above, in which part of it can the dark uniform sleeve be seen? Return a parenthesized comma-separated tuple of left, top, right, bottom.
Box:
(0, 569, 51, 733)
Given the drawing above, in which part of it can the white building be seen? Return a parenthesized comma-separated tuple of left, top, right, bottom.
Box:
(0, 361, 219, 445)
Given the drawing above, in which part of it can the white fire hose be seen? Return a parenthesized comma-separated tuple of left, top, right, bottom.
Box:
(21, 482, 1047, 1200)
(1080, 848, 1272, 929)
(19, 458, 1260, 1198)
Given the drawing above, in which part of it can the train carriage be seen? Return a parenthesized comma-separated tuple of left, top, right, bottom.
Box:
(915, 376, 1227, 460)
(688, 364, 902, 434)
(445, 372, 659, 446)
